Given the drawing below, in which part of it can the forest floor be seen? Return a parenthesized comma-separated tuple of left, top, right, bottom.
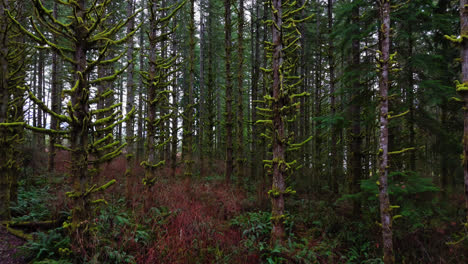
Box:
(5, 151, 468, 263)
(0, 226, 27, 264)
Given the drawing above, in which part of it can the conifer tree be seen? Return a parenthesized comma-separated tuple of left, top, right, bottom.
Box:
(457, 0, 468, 226)
(224, 0, 233, 182)
(48, 1, 61, 173)
(349, 0, 363, 216)
(236, 0, 245, 185)
(183, 0, 195, 178)
(125, 0, 136, 191)
(257, 0, 311, 244)
(141, 0, 183, 185)
(378, 0, 394, 262)
(9, 0, 140, 240)
(0, 0, 26, 220)
(137, 2, 146, 162)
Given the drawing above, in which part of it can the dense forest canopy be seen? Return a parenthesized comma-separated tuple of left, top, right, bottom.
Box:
(0, 0, 467, 263)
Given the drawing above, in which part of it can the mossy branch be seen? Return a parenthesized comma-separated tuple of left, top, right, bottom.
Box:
(388, 147, 415, 155)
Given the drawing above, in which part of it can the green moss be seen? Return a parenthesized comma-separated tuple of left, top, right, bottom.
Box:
(388, 147, 415, 155)
(456, 81, 468, 92)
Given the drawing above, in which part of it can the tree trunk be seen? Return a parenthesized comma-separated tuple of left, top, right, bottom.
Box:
(350, 2, 362, 217)
(70, 0, 91, 229)
(378, 1, 394, 262)
(270, 0, 286, 245)
(199, 0, 206, 177)
(206, 0, 215, 174)
(0, 0, 11, 221)
(328, 0, 338, 193)
(250, 0, 260, 183)
(137, 7, 145, 162)
(37, 50, 44, 149)
(224, 0, 233, 183)
(236, 0, 245, 186)
(125, 0, 135, 197)
(460, 0, 468, 226)
(183, 0, 195, 178)
(48, 2, 60, 173)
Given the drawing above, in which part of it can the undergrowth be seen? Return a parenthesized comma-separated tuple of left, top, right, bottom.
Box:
(9, 159, 468, 264)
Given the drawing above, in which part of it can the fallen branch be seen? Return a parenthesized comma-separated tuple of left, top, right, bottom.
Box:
(1, 225, 33, 241)
(1, 220, 59, 229)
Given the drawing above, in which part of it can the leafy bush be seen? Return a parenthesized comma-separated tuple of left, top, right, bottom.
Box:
(10, 180, 53, 221)
(21, 227, 71, 262)
(230, 211, 272, 250)
(359, 171, 439, 231)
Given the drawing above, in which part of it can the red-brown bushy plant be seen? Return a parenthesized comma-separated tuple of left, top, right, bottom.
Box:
(133, 178, 256, 263)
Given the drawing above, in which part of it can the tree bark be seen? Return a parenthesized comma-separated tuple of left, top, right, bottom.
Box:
(48, 2, 60, 173)
(125, 0, 135, 197)
(250, 0, 260, 183)
(270, 0, 286, 245)
(328, 0, 338, 193)
(236, 0, 245, 186)
(350, 2, 362, 217)
(137, 6, 145, 162)
(0, 0, 11, 221)
(378, 0, 394, 262)
(183, 0, 195, 178)
(199, 0, 206, 177)
(224, 0, 233, 183)
(460, 0, 468, 226)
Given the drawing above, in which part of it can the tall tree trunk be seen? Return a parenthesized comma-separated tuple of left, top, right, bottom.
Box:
(0, 0, 11, 220)
(270, 0, 286, 245)
(205, 0, 215, 174)
(406, 23, 416, 171)
(37, 50, 44, 149)
(236, 0, 245, 186)
(69, 0, 91, 229)
(146, 0, 158, 181)
(250, 0, 260, 183)
(260, 0, 269, 198)
(137, 6, 145, 162)
(350, 2, 362, 217)
(125, 0, 135, 197)
(183, 0, 195, 178)
(313, 4, 322, 190)
(48, 2, 60, 173)
(328, 0, 338, 193)
(459, 0, 468, 226)
(199, 0, 206, 177)
(378, 0, 394, 262)
(224, 0, 233, 183)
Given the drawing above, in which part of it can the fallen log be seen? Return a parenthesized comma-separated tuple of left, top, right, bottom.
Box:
(1, 225, 33, 241)
(1, 220, 60, 229)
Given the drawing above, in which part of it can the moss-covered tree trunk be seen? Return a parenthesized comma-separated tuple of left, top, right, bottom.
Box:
(145, 0, 159, 182)
(69, 0, 91, 228)
(250, 0, 260, 183)
(378, 0, 394, 262)
(270, 0, 286, 245)
(0, 0, 10, 221)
